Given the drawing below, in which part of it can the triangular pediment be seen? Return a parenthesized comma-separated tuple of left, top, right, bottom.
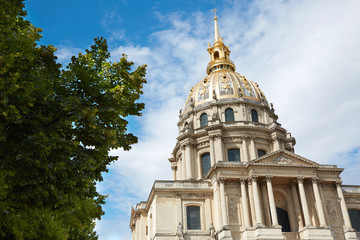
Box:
(252, 150, 320, 166)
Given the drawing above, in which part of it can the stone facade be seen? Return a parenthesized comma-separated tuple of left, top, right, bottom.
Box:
(130, 16, 360, 240)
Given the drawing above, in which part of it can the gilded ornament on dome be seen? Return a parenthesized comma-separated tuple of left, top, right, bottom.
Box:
(198, 81, 209, 101)
(241, 77, 256, 97)
(219, 74, 234, 95)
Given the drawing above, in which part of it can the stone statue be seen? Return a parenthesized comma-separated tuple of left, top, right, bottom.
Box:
(190, 98, 195, 108)
(176, 222, 184, 240)
(212, 90, 217, 100)
(209, 222, 216, 240)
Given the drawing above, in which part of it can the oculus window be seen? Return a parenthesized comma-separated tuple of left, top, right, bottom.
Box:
(201, 153, 211, 178)
(200, 113, 208, 127)
(225, 108, 235, 122)
(251, 109, 259, 122)
(258, 149, 266, 157)
(228, 149, 240, 162)
(187, 206, 201, 230)
(349, 209, 360, 232)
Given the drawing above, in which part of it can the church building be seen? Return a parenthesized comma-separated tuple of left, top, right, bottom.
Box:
(129, 14, 360, 240)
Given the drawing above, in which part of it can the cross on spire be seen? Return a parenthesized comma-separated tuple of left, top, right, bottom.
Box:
(213, 9, 217, 18)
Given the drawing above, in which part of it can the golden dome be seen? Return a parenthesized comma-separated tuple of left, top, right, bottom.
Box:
(183, 70, 268, 114)
(182, 14, 268, 114)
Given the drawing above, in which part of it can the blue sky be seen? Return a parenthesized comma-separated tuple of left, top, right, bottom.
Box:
(25, 1, 360, 239)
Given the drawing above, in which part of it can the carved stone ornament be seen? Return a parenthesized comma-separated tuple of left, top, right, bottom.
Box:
(311, 177, 319, 184)
(228, 197, 239, 224)
(265, 175, 273, 183)
(249, 175, 258, 182)
(218, 177, 226, 184)
(209, 222, 216, 240)
(336, 180, 342, 187)
(225, 180, 240, 186)
(175, 193, 211, 199)
(239, 178, 247, 184)
(325, 199, 339, 226)
(297, 176, 304, 183)
(176, 222, 185, 239)
(271, 155, 293, 165)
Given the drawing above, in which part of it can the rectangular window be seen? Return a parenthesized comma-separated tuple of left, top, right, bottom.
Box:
(201, 153, 211, 178)
(187, 206, 201, 230)
(228, 149, 240, 162)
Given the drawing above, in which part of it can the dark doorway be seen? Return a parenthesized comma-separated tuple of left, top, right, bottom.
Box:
(276, 207, 291, 232)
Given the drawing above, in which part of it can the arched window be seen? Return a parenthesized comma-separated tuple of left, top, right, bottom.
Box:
(187, 206, 201, 230)
(201, 153, 211, 178)
(276, 207, 291, 232)
(251, 109, 258, 122)
(225, 108, 234, 122)
(349, 209, 360, 231)
(257, 149, 266, 157)
(200, 113, 208, 127)
(214, 51, 219, 60)
(228, 149, 240, 162)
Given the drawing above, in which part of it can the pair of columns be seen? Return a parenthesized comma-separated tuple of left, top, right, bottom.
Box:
(242, 137, 257, 162)
(180, 135, 223, 180)
(247, 175, 278, 227)
(296, 177, 327, 227)
(216, 176, 278, 229)
(297, 178, 354, 232)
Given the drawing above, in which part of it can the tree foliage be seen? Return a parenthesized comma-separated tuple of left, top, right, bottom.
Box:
(0, 0, 146, 239)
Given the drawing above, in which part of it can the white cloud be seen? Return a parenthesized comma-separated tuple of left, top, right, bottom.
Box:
(55, 46, 82, 64)
(96, 1, 360, 239)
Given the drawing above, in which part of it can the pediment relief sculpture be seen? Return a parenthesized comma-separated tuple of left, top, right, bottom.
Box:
(253, 151, 318, 166)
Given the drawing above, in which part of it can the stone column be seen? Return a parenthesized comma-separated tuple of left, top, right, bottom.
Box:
(266, 176, 279, 226)
(185, 144, 192, 179)
(291, 183, 304, 229)
(311, 177, 327, 227)
(171, 166, 177, 180)
(297, 177, 312, 227)
(240, 178, 251, 227)
(336, 181, 353, 230)
(213, 180, 221, 230)
(209, 136, 216, 166)
(249, 138, 256, 160)
(205, 196, 212, 229)
(219, 178, 229, 227)
(181, 146, 185, 179)
(250, 175, 263, 226)
(215, 136, 224, 163)
(242, 138, 249, 163)
(260, 180, 270, 226)
(197, 155, 202, 180)
(248, 180, 256, 226)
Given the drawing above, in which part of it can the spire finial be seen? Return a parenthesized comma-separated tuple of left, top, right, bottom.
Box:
(213, 9, 221, 42)
(213, 9, 217, 18)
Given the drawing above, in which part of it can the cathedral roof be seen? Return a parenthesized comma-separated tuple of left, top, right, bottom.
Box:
(183, 13, 268, 114)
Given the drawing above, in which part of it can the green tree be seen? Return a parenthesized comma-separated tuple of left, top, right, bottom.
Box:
(0, 0, 146, 239)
